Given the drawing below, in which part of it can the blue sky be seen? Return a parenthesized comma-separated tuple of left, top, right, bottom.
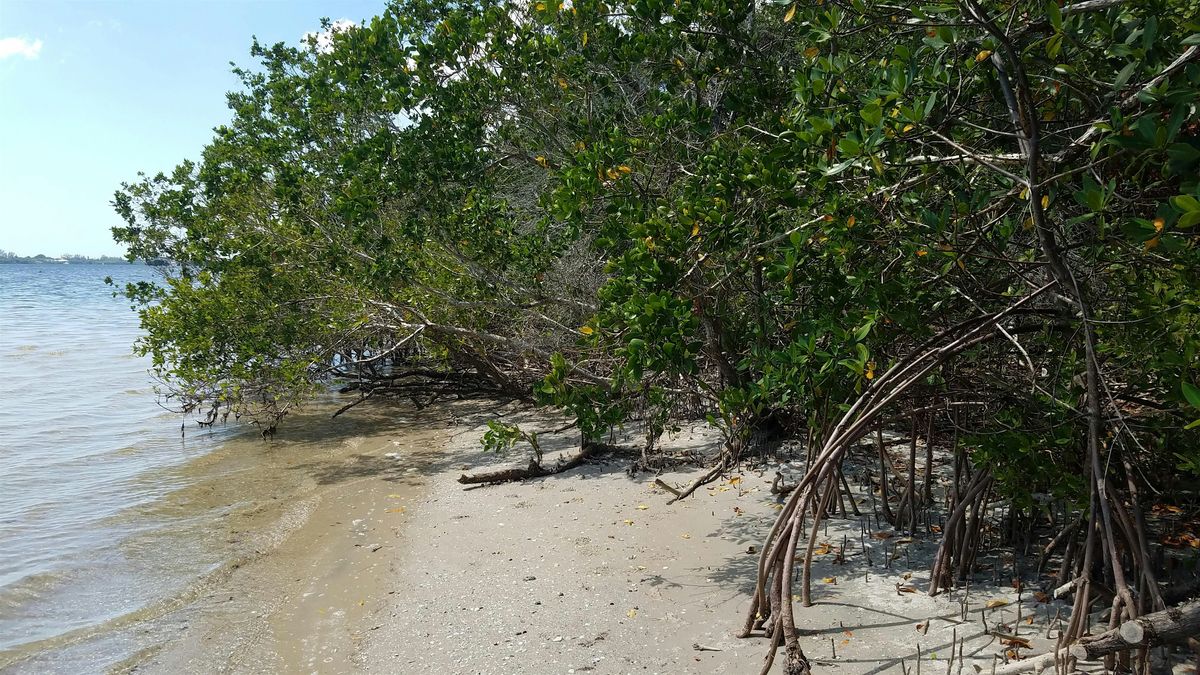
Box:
(0, 0, 387, 256)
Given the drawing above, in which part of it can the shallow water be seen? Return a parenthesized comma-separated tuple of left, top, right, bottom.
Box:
(0, 264, 438, 672)
(0, 264, 231, 664)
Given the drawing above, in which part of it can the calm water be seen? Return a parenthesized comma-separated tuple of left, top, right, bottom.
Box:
(0, 264, 241, 670)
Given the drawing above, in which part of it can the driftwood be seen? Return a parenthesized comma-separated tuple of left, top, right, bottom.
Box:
(457, 442, 614, 484)
(1071, 598, 1200, 660)
(991, 599, 1200, 674)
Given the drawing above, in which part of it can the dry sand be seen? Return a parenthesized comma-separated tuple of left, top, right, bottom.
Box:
(122, 401, 1192, 674)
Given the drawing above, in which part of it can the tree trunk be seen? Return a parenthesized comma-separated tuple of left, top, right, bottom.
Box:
(1069, 599, 1200, 661)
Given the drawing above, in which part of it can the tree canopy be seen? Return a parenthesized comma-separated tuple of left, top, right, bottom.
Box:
(114, 0, 1200, 670)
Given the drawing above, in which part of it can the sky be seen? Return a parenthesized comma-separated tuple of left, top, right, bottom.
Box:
(0, 0, 387, 257)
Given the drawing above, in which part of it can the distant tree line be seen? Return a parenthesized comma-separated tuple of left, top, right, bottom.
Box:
(0, 250, 139, 264)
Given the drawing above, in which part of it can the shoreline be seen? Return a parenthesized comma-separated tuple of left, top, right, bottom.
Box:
(45, 400, 1186, 674)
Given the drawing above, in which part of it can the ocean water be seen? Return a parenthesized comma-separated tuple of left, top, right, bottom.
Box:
(0, 263, 242, 670)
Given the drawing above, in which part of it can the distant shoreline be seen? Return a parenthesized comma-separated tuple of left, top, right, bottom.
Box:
(0, 256, 149, 265)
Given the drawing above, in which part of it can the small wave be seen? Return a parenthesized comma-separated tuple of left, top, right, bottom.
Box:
(0, 494, 320, 670)
(0, 569, 71, 615)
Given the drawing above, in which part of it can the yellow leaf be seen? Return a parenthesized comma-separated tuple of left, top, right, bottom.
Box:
(387, 494, 403, 498)
(916, 249, 928, 257)
(1153, 218, 1165, 232)
(976, 49, 992, 63)
(822, 577, 837, 583)
(582, 32, 588, 46)
(784, 4, 797, 22)
(847, 215, 856, 228)
(1023, 217, 1034, 230)
(804, 47, 819, 59)
(535, 155, 548, 168)
(728, 476, 742, 486)
(902, 124, 914, 133)
(535, 1, 546, 9)
(627, 608, 638, 618)
(691, 223, 700, 237)
(1145, 235, 1160, 250)
(1040, 194, 1050, 208)
(579, 325, 594, 335)
(985, 599, 1008, 609)
(681, 532, 691, 539)
(1020, 187, 1029, 200)
(558, 77, 569, 89)
(623, 519, 634, 525)
(618, 165, 632, 174)
(814, 543, 832, 555)
(607, 168, 620, 180)
(956, 257, 966, 271)
(574, 140, 586, 151)
(841, 639, 850, 646)
(385, 507, 406, 513)
(636, 504, 648, 510)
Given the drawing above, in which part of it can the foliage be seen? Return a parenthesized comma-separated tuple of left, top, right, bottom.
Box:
(114, 0, 1200, 537)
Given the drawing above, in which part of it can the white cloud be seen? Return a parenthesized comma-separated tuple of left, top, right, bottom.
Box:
(0, 36, 43, 60)
(301, 19, 357, 54)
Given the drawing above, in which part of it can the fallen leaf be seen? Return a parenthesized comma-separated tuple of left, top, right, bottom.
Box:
(814, 543, 833, 555)
(1002, 636, 1032, 649)
(784, 4, 797, 22)
(728, 476, 742, 486)
(843, 629, 853, 637)
(579, 325, 594, 335)
(385, 507, 406, 513)
(986, 599, 1008, 609)
(898, 585, 917, 594)
(840, 639, 850, 646)
(1033, 591, 1050, 603)
(623, 519, 634, 525)
(627, 609, 637, 618)
(822, 577, 837, 584)
(872, 531, 894, 540)
(681, 533, 691, 539)
(387, 494, 403, 498)
(636, 504, 649, 510)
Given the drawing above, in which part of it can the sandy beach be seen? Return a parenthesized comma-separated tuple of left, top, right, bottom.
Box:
(103, 400, 1156, 675)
